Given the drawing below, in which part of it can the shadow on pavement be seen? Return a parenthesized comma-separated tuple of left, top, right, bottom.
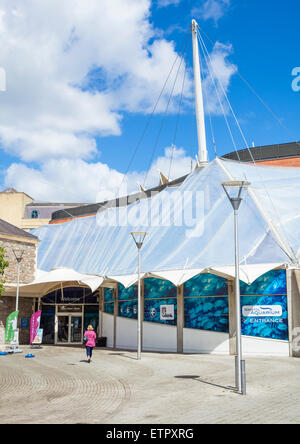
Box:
(108, 353, 138, 361)
(175, 375, 237, 393)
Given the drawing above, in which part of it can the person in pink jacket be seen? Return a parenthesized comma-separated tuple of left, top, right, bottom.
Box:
(83, 325, 97, 363)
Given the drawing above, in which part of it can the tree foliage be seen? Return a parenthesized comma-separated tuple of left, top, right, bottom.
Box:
(0, 247, 9, 297)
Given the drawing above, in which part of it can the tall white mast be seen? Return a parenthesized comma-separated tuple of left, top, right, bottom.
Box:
(192, 19, 208, 165)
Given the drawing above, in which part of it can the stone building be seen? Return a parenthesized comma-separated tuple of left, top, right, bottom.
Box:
(0, 187, 87, 231)
(0, 219, 39, 344)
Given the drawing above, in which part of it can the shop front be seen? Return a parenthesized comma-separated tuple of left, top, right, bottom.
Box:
(101, 269, 290, 356)
(39, 286, 100, 345)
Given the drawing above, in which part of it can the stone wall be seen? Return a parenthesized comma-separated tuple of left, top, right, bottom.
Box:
(0, 296, 35, 344)
(0, 238, 37, 284)
(0, 236, 37, 345)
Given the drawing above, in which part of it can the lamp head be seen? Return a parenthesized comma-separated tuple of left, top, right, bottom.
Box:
(13, 249, 24, 263)
(222, 181, 251, 211)
(131, 232, 147, 250)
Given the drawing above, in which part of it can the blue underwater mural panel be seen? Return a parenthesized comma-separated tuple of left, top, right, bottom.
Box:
(240, 270, 287, 296)
(241, 295, 288, 340)
(144, 278, 177, 300)
(104, 288, 114, 303)
(118, 284, 138, 319)
(144, 298, 177, 326)
(240, 270, 288, 341)
(104, 271, 288, 339)
(184, 273, 228, 297)
(118, 300, 138, 319)
(184, 274, 229, 333)
(144, 278, 177, 325)
(104, 288, 114, 314)
(184, 297, 229, 333)
(118, 284, 138, 301)
(104, 302, 114, 315)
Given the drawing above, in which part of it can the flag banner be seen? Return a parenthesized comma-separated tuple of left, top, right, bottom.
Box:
(5, 311, 19, 343)
(0, 321, 5, 350)
(10, 329, 19, 347)
(30, 310, 42, 345)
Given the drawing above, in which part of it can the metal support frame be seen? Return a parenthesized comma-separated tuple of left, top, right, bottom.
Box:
(222, 181, 250, 395)
(191, 19, 208, 166)
(233, 208, 246, 395)
(137, 247, 142, 360)
(177, 285, 184, 353)
(11, 250, 24, 353)
(131, 232, 147, 360)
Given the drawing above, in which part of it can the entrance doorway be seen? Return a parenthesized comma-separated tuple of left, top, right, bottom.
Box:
(57, 314, 83, 344)
(40, 286, 100, 345)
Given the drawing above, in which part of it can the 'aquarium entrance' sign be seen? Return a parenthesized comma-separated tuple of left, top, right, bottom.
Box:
(242, 305, 283, 318)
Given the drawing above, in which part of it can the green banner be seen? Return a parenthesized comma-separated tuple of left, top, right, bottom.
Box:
(5, 311, 19, 343)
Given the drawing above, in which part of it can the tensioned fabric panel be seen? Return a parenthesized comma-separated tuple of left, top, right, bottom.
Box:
(221, 158, 300, 262)
(32, 159, 298, 279)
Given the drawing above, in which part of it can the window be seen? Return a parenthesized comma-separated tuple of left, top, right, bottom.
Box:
(31, 210, 39, 219)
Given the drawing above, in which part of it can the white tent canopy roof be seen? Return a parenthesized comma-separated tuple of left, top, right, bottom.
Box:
(106, 273, 146, 289)
(4, 262, 286, 298)
(29, 159, 300, 287)
(4, 268, 104, 298)
(114, 263, 285, 288)
(207, 263, 286, 285)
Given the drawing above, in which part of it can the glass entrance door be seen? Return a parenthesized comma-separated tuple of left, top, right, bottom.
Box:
(70, 316, 82, 343)
(57, 314, 83, 344)
(58, 316, 69, 343)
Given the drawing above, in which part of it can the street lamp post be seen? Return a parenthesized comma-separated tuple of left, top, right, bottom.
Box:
(222, 181, 250, 396)
(13, 250, 24, 313)
(13, 250, 24, 350)
(131, 232, 147, 361)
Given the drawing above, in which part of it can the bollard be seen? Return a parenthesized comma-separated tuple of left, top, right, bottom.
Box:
(235, 355, 238, 389)
(235, 356, 247, 395)
(241, 360, 246, 395)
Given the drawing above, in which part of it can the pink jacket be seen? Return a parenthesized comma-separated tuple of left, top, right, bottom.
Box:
(84, 330, 96, 348)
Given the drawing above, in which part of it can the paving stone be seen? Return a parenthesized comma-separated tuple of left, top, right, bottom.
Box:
(0, 346, 300, 424)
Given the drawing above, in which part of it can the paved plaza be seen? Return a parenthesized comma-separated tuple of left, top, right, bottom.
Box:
(0, 346, 300, 424)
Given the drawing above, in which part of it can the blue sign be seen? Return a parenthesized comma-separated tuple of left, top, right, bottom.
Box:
(20, 318, 30, 329)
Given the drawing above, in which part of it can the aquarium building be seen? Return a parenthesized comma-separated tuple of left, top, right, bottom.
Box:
(4, 157, 300, 358)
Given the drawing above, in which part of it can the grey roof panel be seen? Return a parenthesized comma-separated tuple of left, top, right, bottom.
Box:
(51, 174, 189, 222)
(0, 219, 38, 241)
(223, 141, 300, 162)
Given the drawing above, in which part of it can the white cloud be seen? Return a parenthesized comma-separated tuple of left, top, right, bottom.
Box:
(157, 0, 182, 7)
(4, 147, 194, 203)
(4, 159, 125, 203)
(202, 41, 237, 115)
(0, 0, 191, 162)
(0, 0, 238, 203)
(193, 0, 231, 25)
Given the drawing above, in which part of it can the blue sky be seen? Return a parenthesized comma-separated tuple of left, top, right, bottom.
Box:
(0, 0, 299, 202)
